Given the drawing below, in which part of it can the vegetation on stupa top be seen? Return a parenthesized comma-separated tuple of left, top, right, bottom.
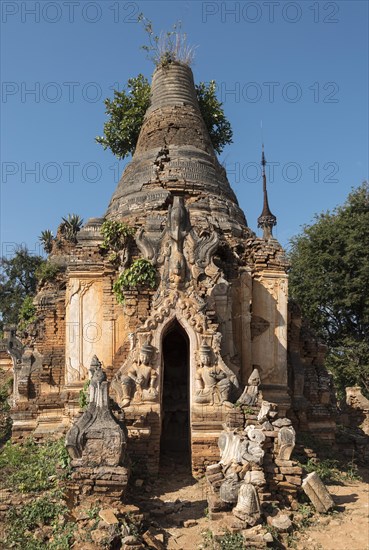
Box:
(288, 181, 369, 397)
(137, 14, 197, 67)
(95, 16, 233, 159)
(95, 74, 233, 160)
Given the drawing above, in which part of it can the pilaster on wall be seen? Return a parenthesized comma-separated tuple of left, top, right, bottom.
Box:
(232, 270, 252, 385)
(251, 271, 289, 408)
(65, 272, 118, 387)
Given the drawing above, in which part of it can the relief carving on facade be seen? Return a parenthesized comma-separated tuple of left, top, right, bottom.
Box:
(113, 194, 243, 412)
(143, 290, 208, 334)
(136, 193, 221, 293)
(194, 343, 235, 406)
(279, 278, 288, 297)
(112, 342, 159, 408)
(65, 278, 102, 384)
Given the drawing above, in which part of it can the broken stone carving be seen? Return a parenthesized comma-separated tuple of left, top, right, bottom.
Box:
(278, 425, 296, 460)
(238, 368, 261, 406)
(219, 472, 242, 503)
(112, 343, 158, 408)
(65, 355, 130, 502)
(66, 355, 127, 466)
(302, 471, 334, 513)
(206, 372, 304, 529)
(219, 429, 265, 467)
(232, 482, 261, 525)
(245, 425, 266, 444)
(16, 344, 42, 400)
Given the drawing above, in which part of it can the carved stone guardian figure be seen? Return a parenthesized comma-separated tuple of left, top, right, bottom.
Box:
(66, 355, 127, 466)
(194, 344, 233, 406)
(114, 343, 158, 408)
(65, 355, 129, 501)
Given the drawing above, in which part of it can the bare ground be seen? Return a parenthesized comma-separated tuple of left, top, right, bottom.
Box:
(294, 470, 369, 550)
(133, 457, 369, 550)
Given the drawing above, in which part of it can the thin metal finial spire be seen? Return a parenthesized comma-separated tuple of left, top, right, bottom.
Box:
(257, 142, 277, 240)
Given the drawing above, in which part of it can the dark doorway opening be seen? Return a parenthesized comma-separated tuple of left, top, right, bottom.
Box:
(160, 320, 190, 467)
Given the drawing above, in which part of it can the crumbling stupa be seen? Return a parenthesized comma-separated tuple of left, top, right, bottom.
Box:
(6, 61, 336, 476)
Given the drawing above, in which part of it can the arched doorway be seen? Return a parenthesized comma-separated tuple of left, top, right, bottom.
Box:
(160, 320, 190, 465)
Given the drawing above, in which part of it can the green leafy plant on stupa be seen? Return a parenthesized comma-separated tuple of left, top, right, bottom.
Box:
(113, 259, 157, 304)
(95, 17, 233, 159)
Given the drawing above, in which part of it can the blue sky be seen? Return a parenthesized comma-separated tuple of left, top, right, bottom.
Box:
(1, 0, 368, 258)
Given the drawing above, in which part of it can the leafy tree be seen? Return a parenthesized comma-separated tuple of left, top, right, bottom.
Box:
(196, 80, 233, 155)
(0, 247, 44, 333)
(95, 75, 151, 160)
(96, 76, 233, 159)
(288, 182, 369, 396)
(18, 296, 36, 332)
(35, 261, 62, 284)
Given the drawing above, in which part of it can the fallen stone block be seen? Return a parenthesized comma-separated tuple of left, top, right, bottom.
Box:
(206, 471, 225, 484)
(206, 463, 222, 475)
(270, 513, 292, 532)
(285, 475, 302, 486)
(302, 471, 335, 513)
(142, 529, 165, 550)
(183, 519, 198, 527)
(98, 508, 119, 525)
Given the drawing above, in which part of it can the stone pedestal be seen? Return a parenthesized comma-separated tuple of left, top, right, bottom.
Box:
(66, 356, 130, 503)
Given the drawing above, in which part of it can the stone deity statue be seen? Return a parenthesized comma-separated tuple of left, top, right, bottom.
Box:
(194, 344, 233, 406)
(114, 343, 158, 408)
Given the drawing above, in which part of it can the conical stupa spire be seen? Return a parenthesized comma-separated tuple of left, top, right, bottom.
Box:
(105, 62, 246, 229)
(257, 144, 277, 239)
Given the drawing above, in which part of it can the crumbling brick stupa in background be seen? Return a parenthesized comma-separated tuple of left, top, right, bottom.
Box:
(4, 61, 337, 476)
